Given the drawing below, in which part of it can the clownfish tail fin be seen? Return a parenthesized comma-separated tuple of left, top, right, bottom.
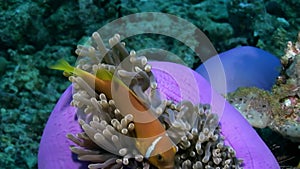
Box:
(49, 59, 75, 74)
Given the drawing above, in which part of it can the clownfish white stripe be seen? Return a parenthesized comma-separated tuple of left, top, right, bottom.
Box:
(145, 136, 163, 159)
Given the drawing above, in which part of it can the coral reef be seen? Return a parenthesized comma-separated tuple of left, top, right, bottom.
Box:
(0, 56, 8, 75)
(227, 87, 275, 129)
(225, 0, 298, 57)
(63, 33, 242, 168)
(0, 48, 70, 168)
(271, 33, 300, 143)
(1, 0, 299, 168)
(225, 32, 300, 167)
(227, 32, 300, 143)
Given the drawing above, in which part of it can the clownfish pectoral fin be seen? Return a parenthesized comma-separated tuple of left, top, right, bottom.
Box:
(49, 59, 75, 74)
(172, 145, 177, 153)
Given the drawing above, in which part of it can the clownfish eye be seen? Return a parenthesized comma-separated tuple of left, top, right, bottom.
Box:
(156, 154, 164, 161)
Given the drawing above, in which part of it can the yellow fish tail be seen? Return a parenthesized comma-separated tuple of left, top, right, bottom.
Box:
(49, 59, 75, 74)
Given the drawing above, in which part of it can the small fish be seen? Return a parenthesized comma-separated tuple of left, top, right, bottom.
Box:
(50, 59, 176, 169)
(49, 59, 113, 97)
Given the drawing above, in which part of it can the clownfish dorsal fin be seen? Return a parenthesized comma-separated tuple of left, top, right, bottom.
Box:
(96, 68, 140, 98)
(96, 68, 151, 113)
(96, 68, 127, 91)
(96, 68, 113, 81)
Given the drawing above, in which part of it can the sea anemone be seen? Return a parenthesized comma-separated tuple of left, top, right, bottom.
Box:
(196, 46, 281, 93)
(65, 32, 242, 168)
(38, 32, 279, 169)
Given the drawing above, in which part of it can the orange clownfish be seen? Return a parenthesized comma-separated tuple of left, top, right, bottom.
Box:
(50, 59, 176, 169)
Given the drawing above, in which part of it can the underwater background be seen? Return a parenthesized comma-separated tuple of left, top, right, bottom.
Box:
(0, 0, 299, 168)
